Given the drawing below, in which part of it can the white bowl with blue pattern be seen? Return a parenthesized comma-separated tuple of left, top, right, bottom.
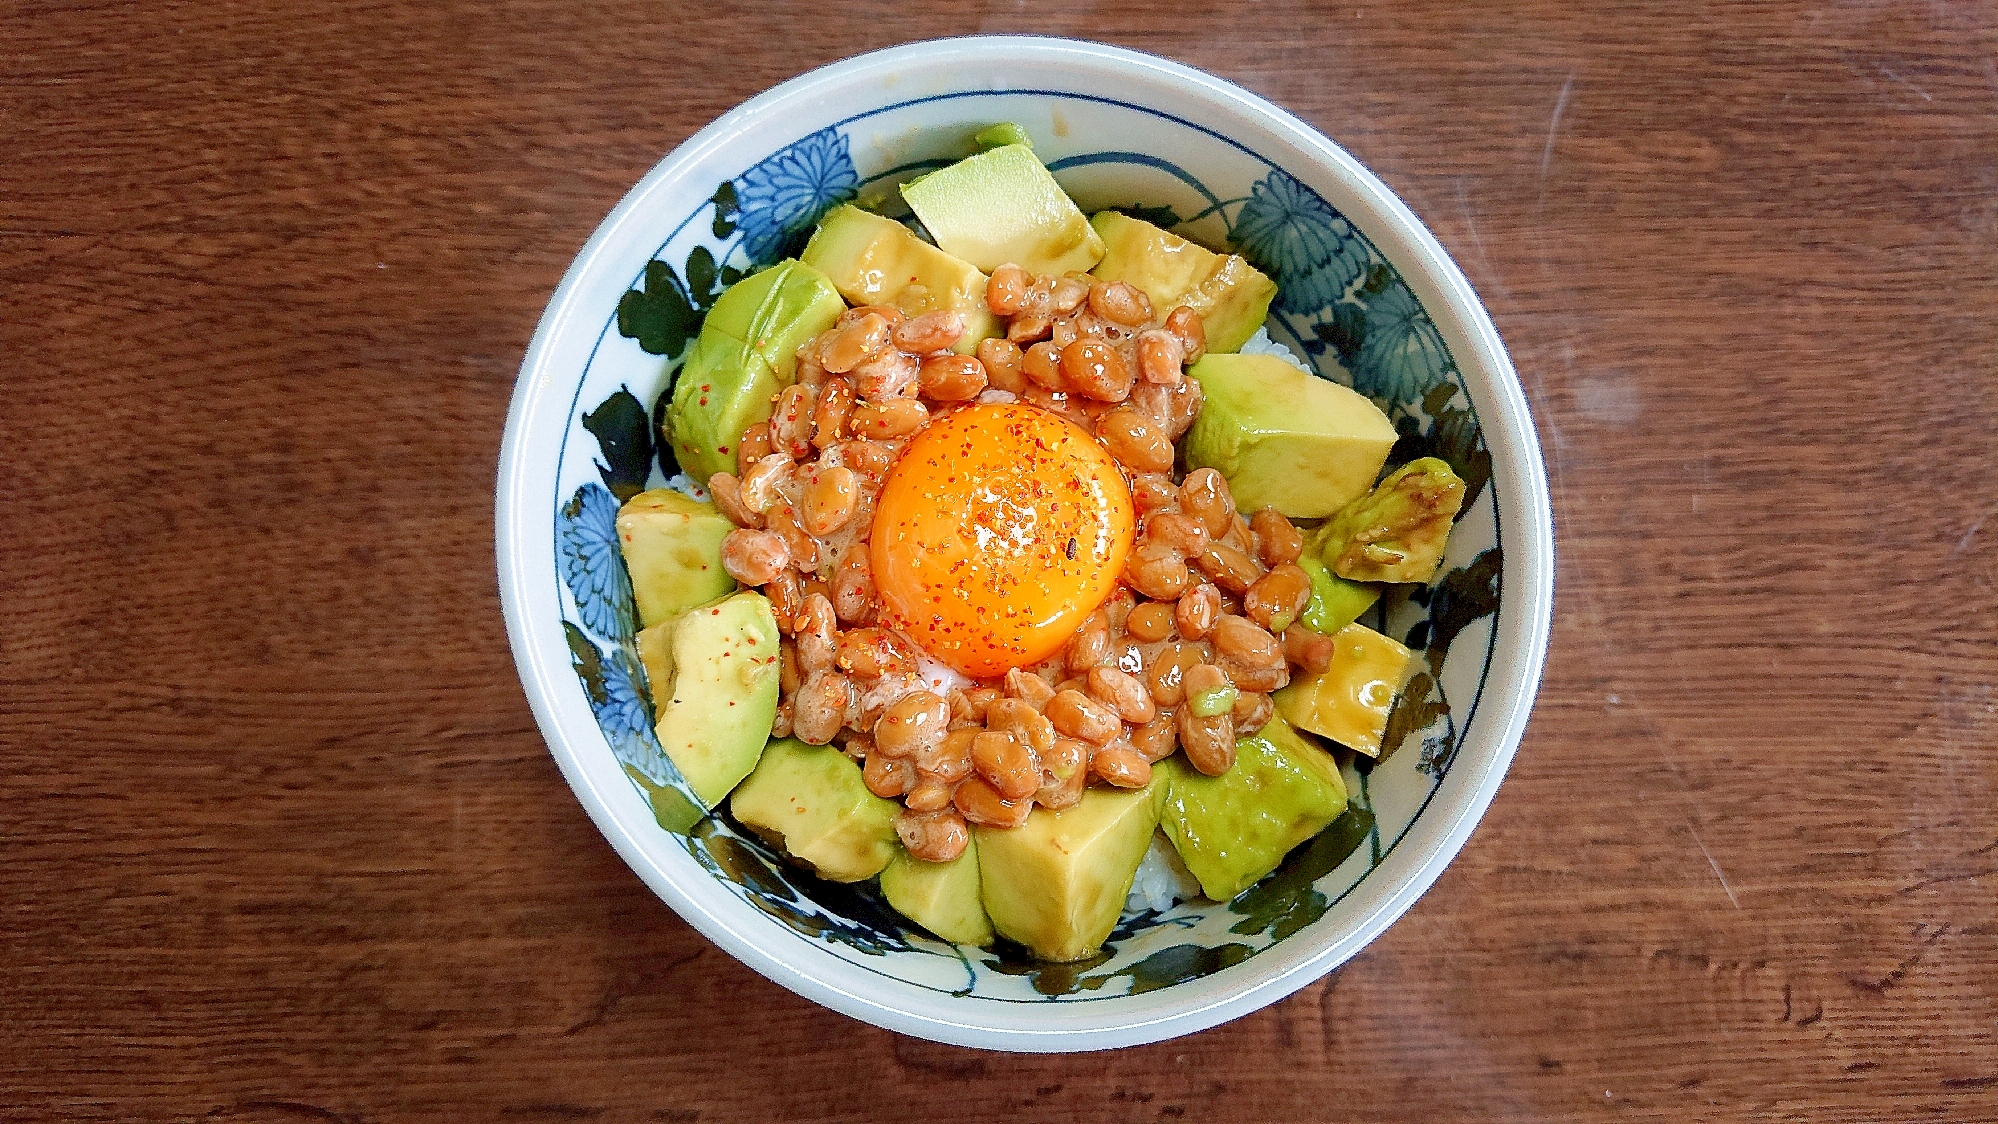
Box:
(497, 37, 1553, 1051)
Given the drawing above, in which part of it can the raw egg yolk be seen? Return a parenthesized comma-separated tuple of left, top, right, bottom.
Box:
(869, 403, 1136, 678)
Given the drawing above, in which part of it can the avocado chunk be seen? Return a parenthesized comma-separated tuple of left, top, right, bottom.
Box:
(901, 144, 1104, 277)
(801, 205, 997, 353)
(976, 783, 1159, 962)
(1318, 457, 1468, 584)
(730, 737, 900, 882)
(880, 840, 996, 946)
(1154, 713, 1350, 900)
(1297, 554, 1380, 636)
(971, 122, 1033, 152)
(1183, 352, 1399, 519)
(665, 259, 845, 483)
(635, 591, 781, 805)
(615, 489, 738, 628)
(1273, 622, 1414, 756)
(1088, 211, 1277, 353)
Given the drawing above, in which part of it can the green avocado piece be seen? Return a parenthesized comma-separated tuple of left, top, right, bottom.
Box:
(730, 738, 900, 882)
(880, 840, 995, 946)
(708, 257, 843, 382)
(975, 783, 1159, 962)
(971, 122, 1033, 152)
(1297, 554, 1380, 636)
(1088, 211, 1277, 353)
(1273, 622, 1415, 757)
(901, 144, 1104, 277)
(1183, 353, 1399, 519)
(668, 329, 775, 487)
(665, 259, 844, 484)
(635, 591, 781, 806)
(615, 489, 738, 629)
(1319, 457, 1468, 584)
(1155, 713, 1350, 901)
(801, 205, 997, 354)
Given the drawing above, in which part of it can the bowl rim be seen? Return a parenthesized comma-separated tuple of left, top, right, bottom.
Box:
(497, 34, 1553, 1051)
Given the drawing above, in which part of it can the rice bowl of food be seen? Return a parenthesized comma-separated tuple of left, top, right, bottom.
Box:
(496, 36, 1552, 1051)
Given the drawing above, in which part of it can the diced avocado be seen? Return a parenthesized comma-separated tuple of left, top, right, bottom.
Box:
(615, 489, 738, 628)
(1273, 622, 1414, 756)
(880, 840, 995, 946)
(730, 738, 900, 882)
(636, 591, 781, 805)
(976, 783, 1159, 962)
(668, 331, 775, 487)
(901, 144, 1104, 277)
(716, 259, 845, 381)
(665, 260, 844, 484)
(1089, 211, 1277, 353)
(801, 205, 997, 354)
(1319, 457, 1468, 584)
(1298, 555, 1380, 636)
(972, 122, 1033, 152)
(1154, 714, 1349, 900)
(1183, 353, 1399, 519)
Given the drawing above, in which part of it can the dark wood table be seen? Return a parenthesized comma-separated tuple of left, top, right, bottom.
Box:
(8, 3, 1995, 1120)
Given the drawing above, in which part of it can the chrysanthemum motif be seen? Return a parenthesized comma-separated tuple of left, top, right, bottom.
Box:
(596, 647, 674, 784)
(1354, 280, 1452, 405)
(734, 128, 859, 265)
(1231, 169, 1370, 315)
(559, 482, 636, 641)
(594, 645, 653, 742)
(566, 617, 672, 786)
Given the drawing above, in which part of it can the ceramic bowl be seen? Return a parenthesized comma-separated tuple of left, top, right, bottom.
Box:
(497, 36, 1552, 1051)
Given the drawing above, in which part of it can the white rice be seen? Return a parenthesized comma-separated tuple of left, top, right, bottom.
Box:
(911, 651, 971, 696)
(1126, 830, 1204, 914)
(1236, 326, 1313, 373)
(661, 471, 706, 502)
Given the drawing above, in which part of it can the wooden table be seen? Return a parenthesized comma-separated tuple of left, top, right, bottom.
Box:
(7, 3, 1995, 1120)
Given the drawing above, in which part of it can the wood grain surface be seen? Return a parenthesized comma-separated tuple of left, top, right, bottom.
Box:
(5, 1, 1995, 1120)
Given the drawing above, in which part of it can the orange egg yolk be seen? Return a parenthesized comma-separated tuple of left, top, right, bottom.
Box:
(869, 403, 1136, 678)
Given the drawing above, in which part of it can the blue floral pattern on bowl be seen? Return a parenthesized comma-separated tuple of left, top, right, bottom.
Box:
(546, 92, 1503, 1003)
(731, 128, 860, 266)
(558, 481, 636, 641)
(1354, 277, 1453, 404)
(1231, 167, 1372, 317)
